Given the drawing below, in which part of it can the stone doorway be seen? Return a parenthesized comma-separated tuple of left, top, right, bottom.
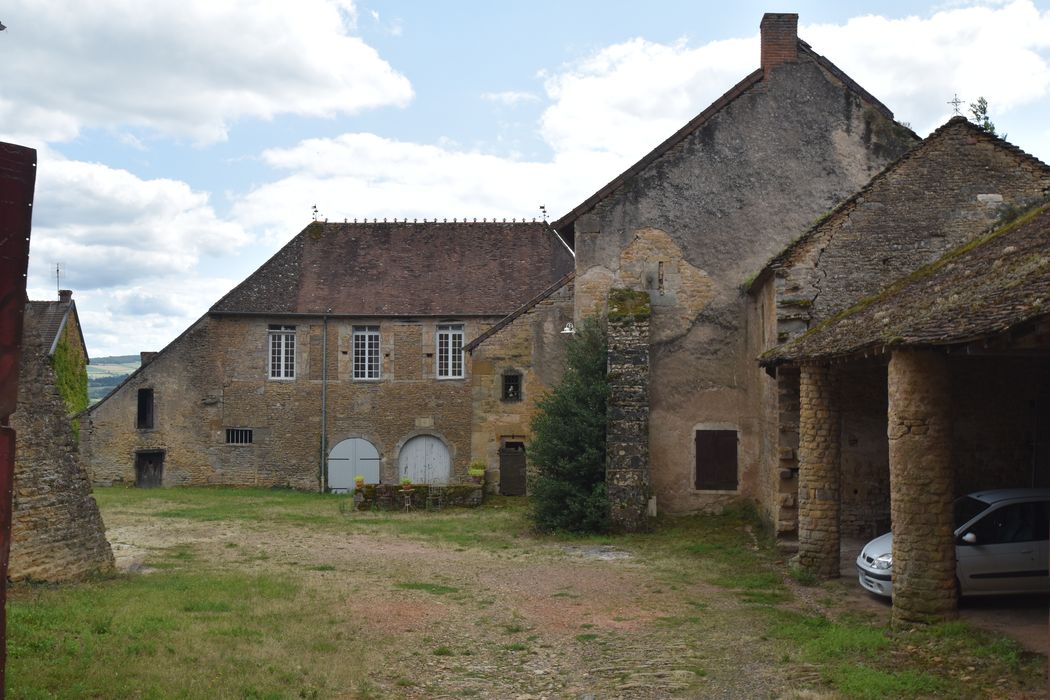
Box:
(135, 450, 164, 488)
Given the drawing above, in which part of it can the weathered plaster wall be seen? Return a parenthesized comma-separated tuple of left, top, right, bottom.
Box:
(83, 315, 496, 489)
(573, 56, 914, 514)
(11, 309, 113, 581)
(469, 282, 574, 490)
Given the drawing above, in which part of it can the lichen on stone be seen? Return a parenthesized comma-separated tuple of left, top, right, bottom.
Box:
(607, 288, 651, 323)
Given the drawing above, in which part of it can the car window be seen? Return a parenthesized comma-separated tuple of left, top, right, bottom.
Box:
(968, 502, 1047, 545)
(953, 496, 990, 529)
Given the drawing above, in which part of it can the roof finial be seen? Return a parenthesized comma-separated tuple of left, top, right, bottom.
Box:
(311, 204, 320, 221)
(948, 93, 963, 116)
(539, 204, 548, 222)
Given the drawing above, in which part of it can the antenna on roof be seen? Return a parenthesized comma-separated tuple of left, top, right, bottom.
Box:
(948, 93, 962, 116)
(539, 204, 548, 222)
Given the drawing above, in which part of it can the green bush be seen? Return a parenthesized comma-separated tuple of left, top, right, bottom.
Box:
(528, 317, 609, 532)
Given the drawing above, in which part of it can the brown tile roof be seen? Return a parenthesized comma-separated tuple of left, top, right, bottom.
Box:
(751, 117, 1050, 290)
(552, 39, 909, 232)
(761, 203, 1050, 365)
(211, 221, 574, 317)
(22, 299, 86, 359)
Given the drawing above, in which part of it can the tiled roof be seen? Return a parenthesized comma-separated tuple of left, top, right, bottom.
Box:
(761, 204, 1050, 365)
(752, 117, 1050, 287)
(22, 300, 74, 357)
(552, 39, 909, 232)
(211, 221, 575, 317)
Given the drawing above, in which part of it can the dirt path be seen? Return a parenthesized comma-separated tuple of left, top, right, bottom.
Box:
(101, 506, 1047, 699)
(105, 513, 795, 698)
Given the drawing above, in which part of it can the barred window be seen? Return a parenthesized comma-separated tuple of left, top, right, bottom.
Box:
(268, 325, 296, 379)
(353, 326, 381, 380)
(502, 373, 522, 401)
(436, 323, 464, 379)
(225, 428, 253, 445)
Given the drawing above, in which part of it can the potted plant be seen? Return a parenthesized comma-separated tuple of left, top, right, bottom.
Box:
(399, 476, 413, 491)
(467, 461, 486, 485)
(354, 475, 366, 490)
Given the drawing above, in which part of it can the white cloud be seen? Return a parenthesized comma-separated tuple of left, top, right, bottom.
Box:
(234, 2, 1050, 243)
(482, 91, 541, 106)
(539, 36, 756, 163)
(234, 133, 625, 241)
(800, 1, 1050, 134)
(24, 150, 250, 354)
(0, 0, 412, 146)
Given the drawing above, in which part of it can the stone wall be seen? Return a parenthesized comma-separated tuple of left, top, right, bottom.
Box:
(951, 357, 1050, 492)
(469, 281, 574, 491)
(838, 362, 890, 539)
(10, 307, 113, 581)
(571, 50, 914, 516)
(606, 290, 651, 531)
(83, 314, 496, 489)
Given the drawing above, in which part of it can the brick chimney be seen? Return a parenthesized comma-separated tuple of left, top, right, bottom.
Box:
(760, 13, 798, 79)
(58, 289, 72, 303)
(140, 351, 158, 366)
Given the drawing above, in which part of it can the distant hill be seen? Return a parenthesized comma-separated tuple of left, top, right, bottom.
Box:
(87, 354, 140, 403)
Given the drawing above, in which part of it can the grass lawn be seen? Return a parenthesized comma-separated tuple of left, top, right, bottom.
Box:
(8, 488, 1045, 699)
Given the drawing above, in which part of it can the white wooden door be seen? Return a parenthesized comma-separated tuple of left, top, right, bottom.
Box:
(328, 438, 381, 492)
(398, 435, 450, 485)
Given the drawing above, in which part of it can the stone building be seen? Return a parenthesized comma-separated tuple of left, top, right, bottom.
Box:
(465, 273, 575, 494)
(750, 116, 1050, 546)
(81, 221, 574, 491)
(550, 13, 917, 520)
(762, 200, 1050, 623)
(10, 290, 113, 581)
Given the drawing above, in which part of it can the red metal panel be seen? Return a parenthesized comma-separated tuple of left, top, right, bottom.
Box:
(0, 142, 35, 417)
(0, 140, 36, 699)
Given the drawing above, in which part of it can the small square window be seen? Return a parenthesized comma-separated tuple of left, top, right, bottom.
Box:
(225, 428, 254, 445)
(502, 373, 522, 401)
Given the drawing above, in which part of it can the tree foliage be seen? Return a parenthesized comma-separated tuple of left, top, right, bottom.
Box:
(528, 317, 609, 532)
(969, 96, 1005, 139)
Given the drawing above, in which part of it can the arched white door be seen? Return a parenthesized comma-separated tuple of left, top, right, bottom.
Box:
(398, 435, 450, 485)
(328, 438, 381, 492)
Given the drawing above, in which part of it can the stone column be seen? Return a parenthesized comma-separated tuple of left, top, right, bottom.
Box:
(606, 289, 651, 532)
(887, 350, 955, 625)
(797, 362, 841, 577)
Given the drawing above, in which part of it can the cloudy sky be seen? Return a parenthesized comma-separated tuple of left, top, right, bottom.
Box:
(3, 0, 1050, 357)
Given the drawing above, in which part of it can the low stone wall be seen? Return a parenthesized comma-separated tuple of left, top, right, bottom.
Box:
(351, 483, 483, 511)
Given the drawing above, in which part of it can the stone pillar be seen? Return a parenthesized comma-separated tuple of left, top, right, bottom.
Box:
(887, 350, 955, 625)
(797, 362, 841, 577)
(606, 289, 651, 532)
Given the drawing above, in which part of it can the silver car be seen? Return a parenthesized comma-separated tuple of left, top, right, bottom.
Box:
(857, 488, 1050, 598)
